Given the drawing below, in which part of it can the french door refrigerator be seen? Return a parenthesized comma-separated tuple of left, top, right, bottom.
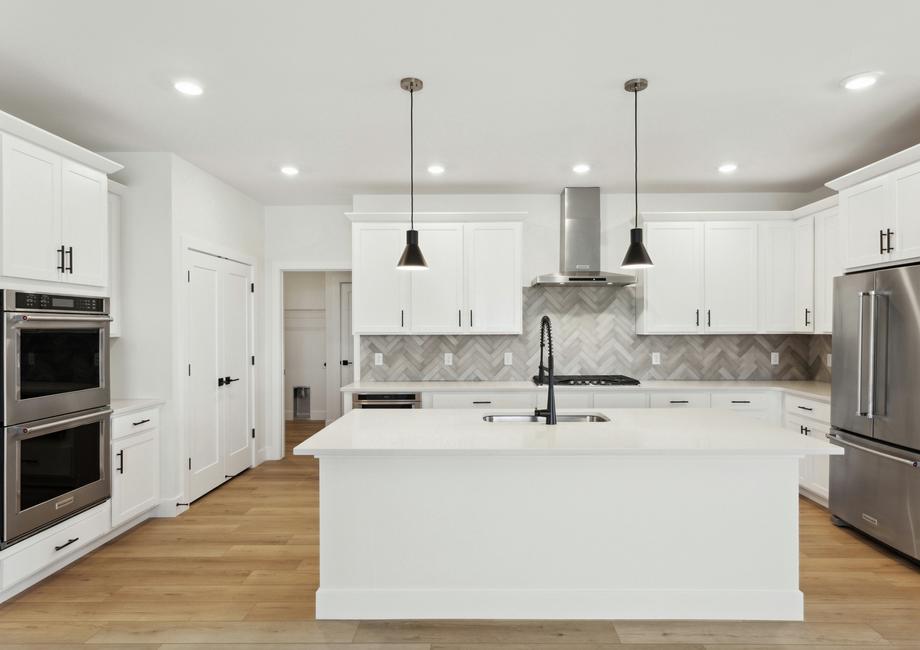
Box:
(830, 265, 920, 561)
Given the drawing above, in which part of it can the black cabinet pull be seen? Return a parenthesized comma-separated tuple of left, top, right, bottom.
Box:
(116, 449, 124, 474)
(804, 308, 811, 327)
(401, 309, 404, 327)
(54, 537, 79, 552)
(218, 377, 226, 387)
(880, 229, 886, 255)
(886, 228, 894, 252)
(696, 309, 699, 326)
(469, 309, 473, 327)
(670, 400, 689, 404)
(56, 246, 65, 272)
(804, 427, 811, 435)
(340, 359, 351, 366)
(458, 309, 461, 327)
(707, 309, 711, 327)
(730, 400, 751, 404)
(797, 405, 813, 411)
(472, 400, 492, 405)
(66, 246, 73, 273)
(800, 425, 805, 435)
(132, 418, 150, 426)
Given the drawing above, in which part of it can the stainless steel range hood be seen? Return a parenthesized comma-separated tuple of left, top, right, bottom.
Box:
(531, 187, 636, 287)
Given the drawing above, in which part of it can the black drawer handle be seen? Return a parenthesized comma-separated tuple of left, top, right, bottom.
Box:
(797, 405, 813, 411)
(54, 537, 79, 552)
(731, 400, 751, 404)
(132, 418, 151, 426)
(670, 400, 689, 404)
(472, 401, 492, 405)
(117, 449, 124, 474)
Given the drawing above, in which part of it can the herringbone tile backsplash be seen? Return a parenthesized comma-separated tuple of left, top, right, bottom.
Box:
(361, 286, 832, 382)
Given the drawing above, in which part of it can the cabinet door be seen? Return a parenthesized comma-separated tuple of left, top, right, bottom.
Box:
(805, 420, 830, 500)
(891, 161, 920, 262)
(0, 134, 62, 282)
(60, 160, 108, 287)
(352, 224, 411, 333)
(112, 429, 160, 527)
(704, 222, 758, 333)
(841, 176, 891, 269)
(108, 189, 123, 337)
(793, 216, 815, 333)
(640, 222, 704, 333)
(784, 414, 813, 488)
(410, 224, 464, 333)
(758, 221, 796, 332)
(814, 208, 841, 334)
(464, 223, 522, 334)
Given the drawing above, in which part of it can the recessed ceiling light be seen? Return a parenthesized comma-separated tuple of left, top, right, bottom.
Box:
(427, 164, 445, 175)
(572, 163, 591, 174)
(173, 80, 203, 96)
(280, 165, 299, 176)
(718, 162, 738, 174)
(842, 72, 881, 91)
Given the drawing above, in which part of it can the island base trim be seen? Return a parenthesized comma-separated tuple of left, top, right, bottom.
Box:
(315, 587, 804, 621)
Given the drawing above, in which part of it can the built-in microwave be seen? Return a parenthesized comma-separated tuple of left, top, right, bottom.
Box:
(2, 290, 111, 426)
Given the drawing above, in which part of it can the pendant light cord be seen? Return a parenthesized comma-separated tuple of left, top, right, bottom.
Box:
(634, 86, 638, 228)
(410, 87, 415, 230)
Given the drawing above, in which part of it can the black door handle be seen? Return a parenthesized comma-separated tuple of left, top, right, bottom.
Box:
(117, 449, 124, 474)
(224, 376, 240, 384)
(218, 377, 225, 387)
(57, 246, 65, 272)
(54, 537, 79, 551)
(66, 246, 73, 273)
(340, 360, 351, 366)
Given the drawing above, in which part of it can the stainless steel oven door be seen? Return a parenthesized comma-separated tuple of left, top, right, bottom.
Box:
(3, 312, 111, 425)
(3, 407, 111, 545)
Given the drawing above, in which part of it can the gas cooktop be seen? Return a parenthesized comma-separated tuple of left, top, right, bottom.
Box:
(532, 374, 641, 387)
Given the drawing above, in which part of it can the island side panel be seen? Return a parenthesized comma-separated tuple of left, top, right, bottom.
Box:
(315, 453, 802, 620)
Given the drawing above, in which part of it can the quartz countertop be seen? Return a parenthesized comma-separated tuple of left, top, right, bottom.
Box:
(341, 380, 831, 401)
(294, 407, 842, 457)
(111, 398, 164, 416)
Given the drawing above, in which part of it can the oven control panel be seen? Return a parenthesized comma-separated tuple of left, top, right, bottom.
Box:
(10, 291, 108, 314)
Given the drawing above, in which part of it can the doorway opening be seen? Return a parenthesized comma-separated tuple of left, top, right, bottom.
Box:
(282, 271, 352, 450)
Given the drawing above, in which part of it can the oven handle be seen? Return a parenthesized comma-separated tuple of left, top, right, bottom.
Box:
(16, 409, 113, 438)
(11, 314, 113, 324)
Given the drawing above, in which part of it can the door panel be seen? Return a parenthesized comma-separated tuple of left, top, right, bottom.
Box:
(704, 222, 758, 332)
(872, 265, 920, 449)
(758, 221, 795, 332)
(410, 225, 464, 333)
(352, 225, 410, 333)
(641, 222, 704, 333)
(340, 282, 354, 387)
(841, 177, 890, 269)
(892, 162, 920, 261)
(187, 253, 223, 501)
(61, 160, 107, 287)
(221, 260, 252, 476)
(831, 272, 875, 437)
(465, 223, 522, 333)
(793, 216, 815, 332)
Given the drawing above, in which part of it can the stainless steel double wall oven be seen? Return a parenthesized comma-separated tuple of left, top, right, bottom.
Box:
(1, 290, 112, 548)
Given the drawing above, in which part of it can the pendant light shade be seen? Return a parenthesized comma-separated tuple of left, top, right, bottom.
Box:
(621, 78, 654, 270)
(397, 77, 428, 271)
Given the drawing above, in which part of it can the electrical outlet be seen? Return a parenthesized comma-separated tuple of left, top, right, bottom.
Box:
(827, 353, 832, 368)
(374, 352, 383, 366)
(503, 352, 513, 366)
(651, 352, 661, 366)
(771, 352, 779, 366)
(444, 352, 453, 366)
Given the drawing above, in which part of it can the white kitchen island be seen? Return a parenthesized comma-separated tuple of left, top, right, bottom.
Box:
(293, 407, 841, 621)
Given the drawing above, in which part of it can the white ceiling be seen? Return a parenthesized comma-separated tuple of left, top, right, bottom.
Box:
(1, 0, 919, 204)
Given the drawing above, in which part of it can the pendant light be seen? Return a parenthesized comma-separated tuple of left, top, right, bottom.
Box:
(621, 78, 654, 270)
(396, 77, 429, 270)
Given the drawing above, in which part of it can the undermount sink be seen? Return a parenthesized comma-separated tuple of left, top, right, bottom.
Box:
(482, 413, 610, 423)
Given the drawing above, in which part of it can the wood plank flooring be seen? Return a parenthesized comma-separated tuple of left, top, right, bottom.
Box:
(1, 419, 919, 648)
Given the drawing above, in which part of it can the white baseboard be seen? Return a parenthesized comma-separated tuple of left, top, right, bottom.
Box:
(154, 494, 186, 517)
(316, 587, 804, 621)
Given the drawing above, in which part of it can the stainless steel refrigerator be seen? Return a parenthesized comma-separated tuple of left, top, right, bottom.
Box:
(830, 265, 920, 561)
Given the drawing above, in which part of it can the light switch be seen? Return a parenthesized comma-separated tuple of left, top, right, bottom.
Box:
(374, 353, 383, 366)
(444, 352, 453, 366)
(503, 352, 513, 366)
(827, 353, 832, 368)
(651, 352, 661, 366)
(771, 352, 779, 366)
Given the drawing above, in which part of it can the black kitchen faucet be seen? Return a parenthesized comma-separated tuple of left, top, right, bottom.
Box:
(534, 315, 557, 424)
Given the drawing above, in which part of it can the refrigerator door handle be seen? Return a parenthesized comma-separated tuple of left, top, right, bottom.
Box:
(856, 291, 867, 417)
(868, 290, 878, 419)
(827, 433, 920, 468)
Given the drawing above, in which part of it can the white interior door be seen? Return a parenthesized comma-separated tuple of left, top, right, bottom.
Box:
(187, 251, 223, 501)
(221, 259, 252, 477)
(340, 282, 354, 387)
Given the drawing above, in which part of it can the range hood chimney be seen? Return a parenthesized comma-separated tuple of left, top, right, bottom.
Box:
(531, 187, 636, 287)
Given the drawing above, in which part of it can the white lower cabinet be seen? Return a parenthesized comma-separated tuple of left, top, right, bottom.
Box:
(650, 392, 712, 408)
(552, 391, 594, 409)
(594, 392, 649, 408)
(711, 391, 782, 424)
(430, 392, 537, 409)
(112, 429, 160, 527)
(783, 395, 831, 504)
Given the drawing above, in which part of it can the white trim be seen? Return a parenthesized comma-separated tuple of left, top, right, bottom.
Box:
(315, 587, 803, 621)
(641, 210, 791, 222)
(827, 141, 920, 191)
(791, 195, 838, 218)
(268, 261, 351, 460)
(107, 178, 128, 195)
(346, 211, 527, 223)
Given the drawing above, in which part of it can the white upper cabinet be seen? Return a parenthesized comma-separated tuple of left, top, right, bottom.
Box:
(638, 222, 704, 334)
(61, 159, 108, 287)
(891, 160, 920, 262)
(758, 221, 796, 332)
(1, 134, 62, 282)
(410, 224, 464, 334)
(793, 216, 815, 333)
(703, 222, 758, 333)
(840, 175, 893, 269)
(351, 221, 522, 335)
(352, 224, 411, 333)
(465, 223, 522, 334)
(813, 208, 841, 334)
(0, 130, 115, 290)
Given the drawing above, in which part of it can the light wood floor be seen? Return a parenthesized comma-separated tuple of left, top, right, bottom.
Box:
(1, 419, 919, 648)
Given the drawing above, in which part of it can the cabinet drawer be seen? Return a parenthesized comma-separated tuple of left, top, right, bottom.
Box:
(711, 392, 771, 410)
(594, 392, 649, 408)
(552, 391, 594, 409)
(650, 392, 711, 408)
(112, 408, 159, 440)
(430, 392, 537, 409)
(784, 395, 830, 423)
(1, 501, 110, 591)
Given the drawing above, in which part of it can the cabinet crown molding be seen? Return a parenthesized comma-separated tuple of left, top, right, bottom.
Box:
(827, 142, 920, 191)
(346, 211, 527, 223)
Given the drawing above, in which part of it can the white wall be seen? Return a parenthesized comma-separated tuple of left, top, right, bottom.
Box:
(283, 272, 327, 420)
(264, 204, 351, 266)
(283, 271, 326, 310)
